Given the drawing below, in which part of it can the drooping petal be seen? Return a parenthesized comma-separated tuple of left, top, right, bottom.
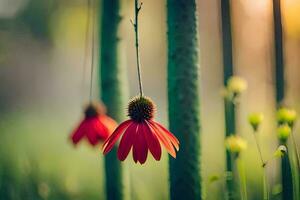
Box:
(152, 121, 179, 151)
(92, 119, 110, 140)
(142, 122, 161, 161)
(147, 121, 176, 158)
(85, 120, 100, 146)
(71, 121, 87, 145)
(132, 124, 148, 164)
(103, 120, 132, 154)
(99, 115, 118, 134)
(117, 123, 138, 161)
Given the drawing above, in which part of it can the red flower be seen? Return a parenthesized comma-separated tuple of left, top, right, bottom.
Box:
(71, 103, 117, 146)
(103, 96, 179, 164)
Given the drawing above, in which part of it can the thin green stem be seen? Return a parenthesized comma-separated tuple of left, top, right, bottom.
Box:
(291, 131, 300, 171)
(81, 0, 91, 103)
(131, 0, 143, 97)
(252, 131, 269, 200)
(89, 0, 96, 102)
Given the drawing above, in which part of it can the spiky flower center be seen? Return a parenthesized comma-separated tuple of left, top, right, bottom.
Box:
(128, 96, 155, 122)
(85, 103, 106, 118)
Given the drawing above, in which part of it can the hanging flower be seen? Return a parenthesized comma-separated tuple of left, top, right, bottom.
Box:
(225, 135, 247, 155)
(248, 112, 264, 131)
(102, 96, 179, 164)
(70, 103, 117, 146)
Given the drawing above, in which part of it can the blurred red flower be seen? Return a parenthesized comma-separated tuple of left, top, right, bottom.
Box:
(103, 96, 179, 164)
(70, 103, 117, 146)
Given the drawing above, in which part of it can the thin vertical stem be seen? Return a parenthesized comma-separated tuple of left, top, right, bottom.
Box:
(80, 0, 91, 103)
(253, 131, 269, 200)
(89, 0, 96, 102)
(291, 131, 300, 170)
(131, 0, 143, 97)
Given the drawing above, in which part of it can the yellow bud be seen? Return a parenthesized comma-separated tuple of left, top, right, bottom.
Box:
(277, 108, 297, 127)
(277, 125, 291, 142)
(248, 112, 264, 131)
(227, 76, 247, 95)
(225, 135, 247, 154)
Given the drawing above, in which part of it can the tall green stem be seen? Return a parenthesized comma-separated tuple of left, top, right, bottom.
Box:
(221, 1, 237, 199)
(272, 0, 294, 199)
(167, 0, 202, 199)
(99, 0, 126, 199)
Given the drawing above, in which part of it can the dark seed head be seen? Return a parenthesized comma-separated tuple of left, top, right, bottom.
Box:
(128, 96, 155, 122)
(84, 102, 106, 118)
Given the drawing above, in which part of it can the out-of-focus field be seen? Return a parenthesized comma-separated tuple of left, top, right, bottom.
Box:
(1, 0, 300, 199)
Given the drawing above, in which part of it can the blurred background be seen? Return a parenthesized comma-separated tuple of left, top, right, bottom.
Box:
(1, 0, 300, 199)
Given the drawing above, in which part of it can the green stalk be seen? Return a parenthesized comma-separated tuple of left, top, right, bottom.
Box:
(281, 143, 294, 200)
(291, 130, 300, 200)
(167, 0, 201, 199)
(272, 0, 294, 199)
(221, 0, 237, 199)
(253, 131, 269, 200)
(99, 0, 126, 199)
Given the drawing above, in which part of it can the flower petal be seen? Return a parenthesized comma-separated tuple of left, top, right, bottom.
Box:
(103, 120, 132, 154)
(148, 121, 176, 158)
(117, 123, 138, 161)
(71, 121, 87, 145)
(133, 124, 148, 164)
(143, 123, 161, 161)
(99, 115, 118, 134)
(91, 118, 110, 140)
(85, 120, 100, 146)
(152, 121, 179, 151)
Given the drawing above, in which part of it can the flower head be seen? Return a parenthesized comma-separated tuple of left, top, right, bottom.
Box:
(277, 124, 291, 143)
(227, 76, 247, 96)
(70, 103, 117, 146)
(248, 112, 264, 131)
(277, 107, 297, 127)
(225, 135, 247, 154)
(103, 96, 179, 164)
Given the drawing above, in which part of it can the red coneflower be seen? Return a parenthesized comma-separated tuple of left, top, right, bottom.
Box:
(71, 103, 117, 146)
(103, 96, 179, 164)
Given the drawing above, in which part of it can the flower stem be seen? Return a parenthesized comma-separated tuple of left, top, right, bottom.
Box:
(291, 130, 300, 171)
(89, 0, 96, 102)
(252, 131, 269, 200)
(131, 0, 143, 97)
(220, 0, 237, 198)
